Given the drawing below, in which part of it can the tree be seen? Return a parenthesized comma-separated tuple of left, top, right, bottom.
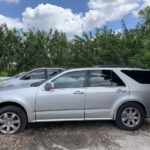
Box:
(1, 7, 150, 75)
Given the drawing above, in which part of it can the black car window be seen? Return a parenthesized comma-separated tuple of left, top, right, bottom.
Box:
(122, 70, 150, 84)
(111, 71, 125, 86)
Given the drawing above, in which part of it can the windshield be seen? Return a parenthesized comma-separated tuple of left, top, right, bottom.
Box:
(13, 72, 26, 78)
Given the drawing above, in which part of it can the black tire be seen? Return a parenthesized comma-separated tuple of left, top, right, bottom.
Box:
(115, 102, 145, 131)
(0, 105, 27, 134)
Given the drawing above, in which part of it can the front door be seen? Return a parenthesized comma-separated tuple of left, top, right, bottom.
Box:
(36, 71, 87, 121)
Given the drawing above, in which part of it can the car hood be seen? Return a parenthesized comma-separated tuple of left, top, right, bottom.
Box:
(0, 84, 32, 92)
(0, 77, 12, 81)
(0, 78, 19, 87)
(0, 85, 39, 100)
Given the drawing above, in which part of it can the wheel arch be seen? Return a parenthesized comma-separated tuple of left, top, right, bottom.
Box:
(113, 101, 147, 120)
(0, 101, 28, 121)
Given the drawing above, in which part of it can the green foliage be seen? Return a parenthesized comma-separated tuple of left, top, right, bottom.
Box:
(0, 7, 150, 75)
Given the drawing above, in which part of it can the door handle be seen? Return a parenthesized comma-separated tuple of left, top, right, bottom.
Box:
(73, 91, 84, 94)
(117, 89, 127, 93)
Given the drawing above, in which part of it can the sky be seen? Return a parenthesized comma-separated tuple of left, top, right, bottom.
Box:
(0, 0, 150, 38)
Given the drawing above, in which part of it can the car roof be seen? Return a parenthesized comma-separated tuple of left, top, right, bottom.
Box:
(30, 67, 65, 71)
(65, 66, 149, 72)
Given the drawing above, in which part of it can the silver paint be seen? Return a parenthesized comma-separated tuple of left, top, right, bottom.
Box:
(0, 67, 149, 124)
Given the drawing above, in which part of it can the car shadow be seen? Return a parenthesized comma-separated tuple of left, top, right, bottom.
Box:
(26, 119, 150, 132)
(27, 120, 113, 128)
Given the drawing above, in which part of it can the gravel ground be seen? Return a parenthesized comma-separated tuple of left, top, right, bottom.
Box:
(0, 120, 150, 150)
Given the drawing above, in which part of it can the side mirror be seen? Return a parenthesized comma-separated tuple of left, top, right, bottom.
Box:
(44, 82, 54, 91)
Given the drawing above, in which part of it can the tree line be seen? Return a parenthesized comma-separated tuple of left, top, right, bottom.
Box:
(0, 7, 150, 76)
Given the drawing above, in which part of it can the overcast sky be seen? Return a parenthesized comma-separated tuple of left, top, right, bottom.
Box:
(0, 0, 149, 38)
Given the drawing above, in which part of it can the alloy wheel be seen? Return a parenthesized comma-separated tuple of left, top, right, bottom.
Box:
(0, 112, 21, 134)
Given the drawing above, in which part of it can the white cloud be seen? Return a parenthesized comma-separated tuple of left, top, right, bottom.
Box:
(83, 0, 139, 31)
(0, 0, 149, 38)
(0, 14, 22, 29)
(22, 4, 83, 38)
(0, 0, 19, 4)
(22, 1, 140, 38)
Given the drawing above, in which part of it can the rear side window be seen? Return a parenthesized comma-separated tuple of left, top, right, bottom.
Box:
(47, 69, 59, 78)
(89, 70, 112, 87)
(111, 71, 125, 86)
(89, 70, 125, 87)
(122, 70, 150, 84)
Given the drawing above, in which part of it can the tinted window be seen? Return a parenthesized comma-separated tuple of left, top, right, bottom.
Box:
(26, 70, 46, 79)
(53, 71, 86, 88)
(122, 70, 150, 84)
(89, 70, 112, 87)
(111, 71, 125, 86)
(89, 70, 125, 87)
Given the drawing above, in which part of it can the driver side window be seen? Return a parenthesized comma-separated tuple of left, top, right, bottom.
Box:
(53, 71, 86, 89)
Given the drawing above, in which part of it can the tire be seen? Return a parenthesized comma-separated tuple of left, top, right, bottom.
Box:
(115, 102, 145, 131)
(0, 105, 27, 134)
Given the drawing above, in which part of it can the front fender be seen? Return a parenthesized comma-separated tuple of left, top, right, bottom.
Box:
(0, 95, 36, 122)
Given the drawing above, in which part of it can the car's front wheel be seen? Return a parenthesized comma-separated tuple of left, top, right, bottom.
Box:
(0, 106, 27, 134)
(115, 102, 145, 131)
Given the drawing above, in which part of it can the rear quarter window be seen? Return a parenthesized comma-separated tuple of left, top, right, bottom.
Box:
(122, 70, 150, 84)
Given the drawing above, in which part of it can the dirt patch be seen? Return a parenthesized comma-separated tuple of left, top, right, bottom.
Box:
(0, 120, 150, 150)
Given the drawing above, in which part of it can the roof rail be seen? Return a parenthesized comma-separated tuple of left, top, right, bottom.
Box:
(92, 65, 142, 68)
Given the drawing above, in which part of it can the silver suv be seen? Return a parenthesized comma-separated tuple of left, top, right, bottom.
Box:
(0, 66, 150, 134)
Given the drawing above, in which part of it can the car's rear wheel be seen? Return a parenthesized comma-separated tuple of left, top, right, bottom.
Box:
(0, 106, 27, 134)
(115, 102, 145, 131)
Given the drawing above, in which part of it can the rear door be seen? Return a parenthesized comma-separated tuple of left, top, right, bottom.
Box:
(85, 69, 129, 120)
